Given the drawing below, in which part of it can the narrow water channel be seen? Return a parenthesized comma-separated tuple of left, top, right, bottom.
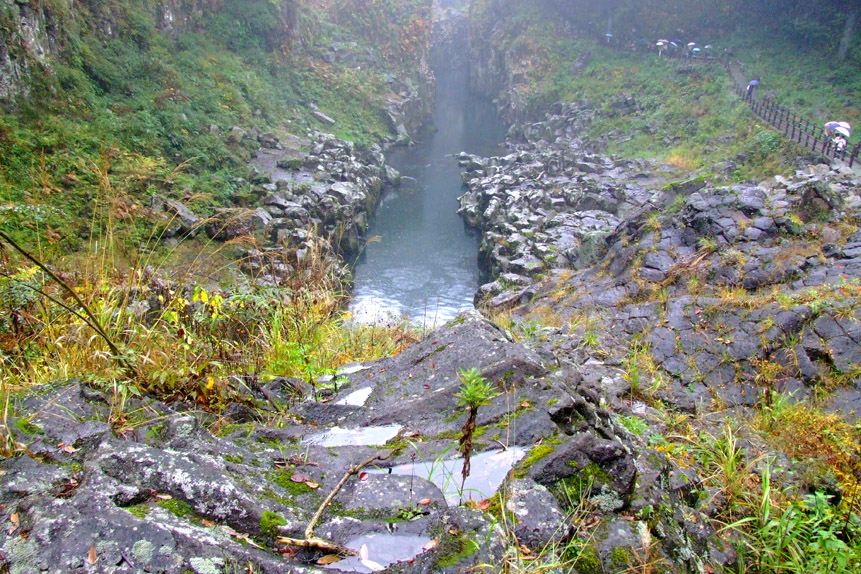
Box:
(349, 33, 505, 327)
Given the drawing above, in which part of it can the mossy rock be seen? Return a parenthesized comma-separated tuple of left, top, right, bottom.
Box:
(513, 443, 556, 478)
(259, 510, 286, 541)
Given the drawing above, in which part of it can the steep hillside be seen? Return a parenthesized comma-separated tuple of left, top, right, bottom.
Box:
(468, 0, 859, 179)
(0, 0, 432, 257)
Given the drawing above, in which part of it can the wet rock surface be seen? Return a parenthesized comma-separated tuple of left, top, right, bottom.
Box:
(458, 101, 674, 300)
(457, 101, 860, 427)
(1, 312, 737, 573)
(248, 133, 389, 259)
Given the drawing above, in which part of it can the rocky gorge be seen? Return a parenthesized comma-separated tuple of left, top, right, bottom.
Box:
(2, 1, 861, 574)
(4, 95, 860, 574)
(458, 99, 861, 421)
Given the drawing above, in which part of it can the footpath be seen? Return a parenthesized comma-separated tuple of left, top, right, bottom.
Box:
(623, 44, 861, 168)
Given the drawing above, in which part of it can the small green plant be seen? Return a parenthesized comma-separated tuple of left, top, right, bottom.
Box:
(689, 422, 759, 519)
(697, 236, 718, 253)
(456, 368, 499, 503)
(618, 415, 650, 438)
(726, 465, 861, 574)
(758, 390, 794, 432)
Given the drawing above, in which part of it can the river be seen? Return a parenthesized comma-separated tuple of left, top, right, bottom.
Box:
(348, 31, 505, 327)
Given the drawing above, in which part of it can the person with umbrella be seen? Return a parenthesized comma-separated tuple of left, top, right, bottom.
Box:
(824, 121, 851, 137)
(831, 124, 851, 154)
(683, 42, 696, 62)
(746, 77, 760, 101)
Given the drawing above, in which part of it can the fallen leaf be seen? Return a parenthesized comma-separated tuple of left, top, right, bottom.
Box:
(585, 515, 601, 529)
(422, 539, 439, 551)
(449, 528, 459, 536)
(305, 481, 320, 489)
(417, 498, 432, 506)
(361, 559, 386, 572)
(317, 554, 341, 565)
(220, 525, 264, 550)
(63, 444, 79, 454)
(201, 519, 216, 528)
(86, 546, 98, 565)
(473, 499, 492, 511)
(520, 544, 532, 555)
(9, 514, 17, 525)
(359, 472, 369, 482)
(154, 493, 172, 500)
(290, 473, 310, 483)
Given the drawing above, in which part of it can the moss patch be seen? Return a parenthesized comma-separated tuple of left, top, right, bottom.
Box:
(567, 543, 601, 574)
(436, 535, 479, 568)
(611, 546, 632, 567)
(125, 503, 151, 519)
(269, 470, 314, 495)
(14, 418, 42, 435)
(157, 498, 194, 519)
(514, 443, 556, 478)
(260, 510, 286, 539)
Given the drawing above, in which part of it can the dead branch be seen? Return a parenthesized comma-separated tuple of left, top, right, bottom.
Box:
(276, 449, 394, 556)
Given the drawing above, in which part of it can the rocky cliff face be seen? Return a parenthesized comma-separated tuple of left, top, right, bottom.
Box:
(466, 0, 559, 124)
(467, 0, 524, 122)
(0, 0, 58, 100)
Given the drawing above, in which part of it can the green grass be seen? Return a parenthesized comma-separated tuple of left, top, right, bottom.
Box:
(471, 3, 855, 181)
(0, 1, 428, 258)
(720, 26, 860, 128)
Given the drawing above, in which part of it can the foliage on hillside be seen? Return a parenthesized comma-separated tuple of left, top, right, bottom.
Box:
(0, 0, 430, 412)
(0, 0, 429, 257)
(327, 0, 432, 62)
(471, 0, 861, 180)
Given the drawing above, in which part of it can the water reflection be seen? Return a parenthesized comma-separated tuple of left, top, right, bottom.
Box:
(302, 425, 403, 448)
(323, 534, 432, 573)
(373, 447, 526, 504)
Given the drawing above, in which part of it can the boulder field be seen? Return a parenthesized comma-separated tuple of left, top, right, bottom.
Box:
(1, 311, 736, 573)
(3, 98, 859, 573)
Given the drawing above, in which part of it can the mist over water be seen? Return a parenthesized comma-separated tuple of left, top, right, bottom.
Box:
(348, 36, 505, 327)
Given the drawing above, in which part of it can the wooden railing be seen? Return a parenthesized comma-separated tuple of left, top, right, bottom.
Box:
(726, 74, 861, 168)
(602, 38, 861, 167)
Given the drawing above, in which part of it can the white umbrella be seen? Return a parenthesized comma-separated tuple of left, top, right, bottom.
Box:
(835, 126, 851, 138)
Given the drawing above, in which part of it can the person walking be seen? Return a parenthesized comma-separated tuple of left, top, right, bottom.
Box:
(745, 77, 760, 101)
